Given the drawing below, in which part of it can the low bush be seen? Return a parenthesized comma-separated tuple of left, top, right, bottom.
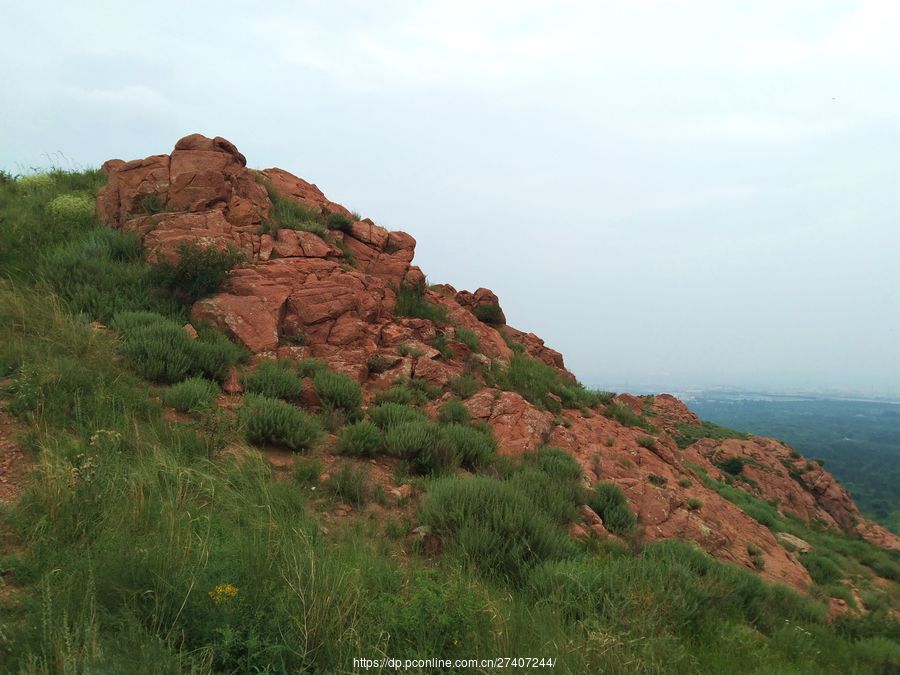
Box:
(314, 370, 363, 412)
(385, 420, 457, 475)
(449, 373, 481, 399)
(673, 420, 750, 449)
(442, 423, 495, 469)
(531, 445, 582, 483)
(148, 242, 245, 304)
(47, 193, 94, 225)
(258, 179, 328, 236)
(718, 456, 746, 476)
(437, 399, 470, 425)
(297, 358, 328, 377)
(418, 476, 577, 583)
(369, 402, 428, 430)
(493, 353, 605, 412)
(326, 462, 370, 506)
(336, 421, 385, 457)
(455, 327, 480, 352)
(239, 394, 322, 451)
(395, 286, 448, 324)
(800, 552, 844, 585)
(293, 457, 323, 485)
(162, 377, 220, 412)
(586, 482, 637, 535)
(113, 312, 243, 384)
(243, 360, 303, 400)
(374, 383, 415, 406)
(604, 401, 654, 430)
(430, 333, 454, 359)
(326, 212, 355, 232)
(473, 303, 504, 325)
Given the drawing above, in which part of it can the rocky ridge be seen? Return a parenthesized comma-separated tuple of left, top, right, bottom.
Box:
(97, 134, 900, 592)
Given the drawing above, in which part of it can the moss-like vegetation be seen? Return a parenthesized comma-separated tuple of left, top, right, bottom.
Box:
(674, 420, 751, 448)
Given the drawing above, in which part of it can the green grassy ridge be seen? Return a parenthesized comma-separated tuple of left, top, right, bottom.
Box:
(0, 171, 898, 673)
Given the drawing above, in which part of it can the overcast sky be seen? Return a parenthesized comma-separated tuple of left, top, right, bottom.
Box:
(2, 1, 898, 395)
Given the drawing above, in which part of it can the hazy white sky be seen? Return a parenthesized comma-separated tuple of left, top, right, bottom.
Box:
(2, 1, 898, 394)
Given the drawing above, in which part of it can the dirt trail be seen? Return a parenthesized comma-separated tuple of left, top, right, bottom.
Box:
(0, 399, 29, 504)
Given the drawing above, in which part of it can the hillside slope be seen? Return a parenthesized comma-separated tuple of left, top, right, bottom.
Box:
(0, 136, 899, 673)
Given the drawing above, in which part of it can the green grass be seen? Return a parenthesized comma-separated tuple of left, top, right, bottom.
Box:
(1, 169, 899, 674)
(257, 177, 328, 237)
(313, 369, 363, 413)
(491, 353, 610, 412)
(385, 420, 458, 475)
(394, 286, 448, 324)
(585, 481, 638, 535)
(455, 327, 480, 352)
(325, 462, 370, 506)
(335, 420, 385, 457)
(472, 303, 504, 325)
(238, 394, 322, 451)
(449, 373, 481, 399)
(673, 420, 751, 449)
(604, 400, 655, 431)
(369, 402, 428, 430)
(148, 242, 245, 305)
(162, 377, 220, 413)
(418, 476, 578, 583)
(113, 311, 244, 384)
(242, 359, 303, 400)
(437, 398, 470, 425)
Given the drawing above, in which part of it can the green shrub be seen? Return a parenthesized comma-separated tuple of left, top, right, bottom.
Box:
(586, 482, 637, 535)
(455, 327, 480, 352)
(113, 312, 243, 384)
(39, 228, 175, 323)
(437, 399, 470, 425)
(673, 421, 750, 449)
(800, 553, 843, 585)
(397, 343, 426, 358)
(418, 476, 577, 582)
(430, 333, 454, 359)
(239, 394, 322, 451)
(473, 303, 504, 325)
(449, 373, 480, 399)
(395, 286, 448, 324)
(374, 383, 414, 405)
(313, 370, 363, 412)
(162, 377, 220, 412)
(531, 445, 582, 483)
(336, 421, 385, 457)
(148, 242, 245, 304)
(293, 457, 323, 485)
(369, 402, 428, 430)
(326, 212, 355, 232)
(385, 420, 457, 475)
(297, 358, 328, 377)
(604, 401, 653, 430)
(508, 468, 581, 526)
(687, 497, 703, 510)
(442, 423, 495, 469)
(719, 457, 745, 476)
(243, 360, 303, 400)
(258, 179, 328, 236)
(47, 193, 94, 225)
(493, 353, 601, 412)
(637, 435, 656, 449)
(326, 462, 370, 506)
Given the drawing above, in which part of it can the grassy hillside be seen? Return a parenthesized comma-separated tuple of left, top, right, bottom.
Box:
(0, 169, 899, 673)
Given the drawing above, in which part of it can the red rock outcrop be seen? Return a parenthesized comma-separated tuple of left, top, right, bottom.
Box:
(97, 134, 900, 592)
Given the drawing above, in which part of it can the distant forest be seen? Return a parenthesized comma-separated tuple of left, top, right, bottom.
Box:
(688, 395, 900, 535)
